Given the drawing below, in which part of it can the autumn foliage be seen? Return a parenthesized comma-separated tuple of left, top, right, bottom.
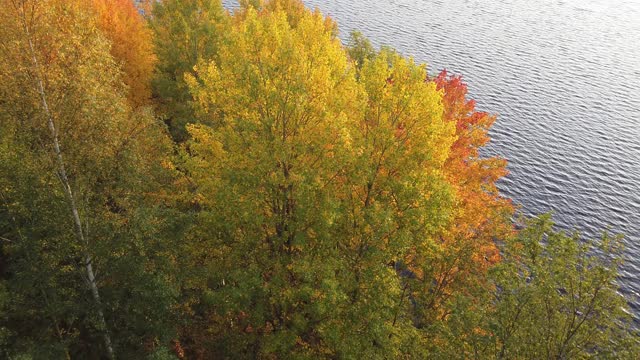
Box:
(439, 70, 513, 251)
(0, 0, 636, 358)
(91, 0, 156, 108)
(412, 71, 514, 317)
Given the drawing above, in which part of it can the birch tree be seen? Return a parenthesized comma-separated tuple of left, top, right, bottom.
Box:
(0, 0, 176, 357)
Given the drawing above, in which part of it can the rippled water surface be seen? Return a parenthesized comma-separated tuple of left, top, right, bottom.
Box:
(223, 0, 640, 317)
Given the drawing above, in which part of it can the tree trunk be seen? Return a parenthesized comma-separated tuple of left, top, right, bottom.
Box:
(19, 4, 115, 359)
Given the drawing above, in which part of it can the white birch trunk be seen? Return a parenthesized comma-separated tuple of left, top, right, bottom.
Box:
(18, 4, 115, 359)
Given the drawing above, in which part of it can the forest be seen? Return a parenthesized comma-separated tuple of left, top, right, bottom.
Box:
(0, 0, 638, 358)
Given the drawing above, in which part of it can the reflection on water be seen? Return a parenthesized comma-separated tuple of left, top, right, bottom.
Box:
(222, 0, 640, 319)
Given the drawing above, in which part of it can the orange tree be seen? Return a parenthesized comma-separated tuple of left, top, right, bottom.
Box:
(91, 0, 156, 108)
(407, 71, 514, 330)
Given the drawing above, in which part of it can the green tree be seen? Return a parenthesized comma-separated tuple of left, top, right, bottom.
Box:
(150, 0, 228, 142)
(438, 215, 639, 359)
(346, 30, 375, 72)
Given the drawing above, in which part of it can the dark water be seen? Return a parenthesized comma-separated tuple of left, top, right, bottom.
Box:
(222, 0, 640, 318)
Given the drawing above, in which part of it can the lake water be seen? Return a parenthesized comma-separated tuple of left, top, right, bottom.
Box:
(222, 0, 640, 319)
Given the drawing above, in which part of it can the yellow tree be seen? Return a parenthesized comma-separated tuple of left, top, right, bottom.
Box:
(334, 49, 456, 357)
(183, 1, 457, 356)
(184, 1, 362, 357)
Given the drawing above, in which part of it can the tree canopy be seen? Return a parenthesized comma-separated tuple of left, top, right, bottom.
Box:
(0, 0, 636, 358)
